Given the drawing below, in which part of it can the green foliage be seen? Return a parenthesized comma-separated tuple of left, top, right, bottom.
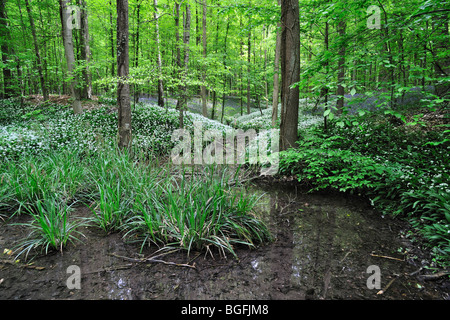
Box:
(279, 134, 385, 193)
(123, 166, 272, 258)
(13, 197, 87, 259)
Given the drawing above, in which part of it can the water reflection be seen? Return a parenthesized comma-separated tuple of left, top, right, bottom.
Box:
(244, 183, 407, 299)
(108, 274, 132, 300)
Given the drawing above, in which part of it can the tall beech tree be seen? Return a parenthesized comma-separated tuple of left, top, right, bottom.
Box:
(59, 0, 82, 114)
(279, 0, 300, 151)
(201, 0, 207, 117)
(78, 0, 92, 99)
(154, 0, 164, 107)
(272, 0, 282, 126)
(117, 0, 131, 149)
(178, 2, 191, 129)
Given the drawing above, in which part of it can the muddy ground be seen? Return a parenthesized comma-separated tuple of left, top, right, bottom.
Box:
(0, 180, 449, 301)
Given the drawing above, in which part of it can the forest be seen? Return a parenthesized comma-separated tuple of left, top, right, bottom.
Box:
(0, 0, 449, 300)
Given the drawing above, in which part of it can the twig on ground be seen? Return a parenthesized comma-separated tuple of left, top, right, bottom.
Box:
(109, 253, 197, 270)
(418, 270, 450, 281)
(370, 253, 405, 262)
(0, 259, 45, 270)
(377, 276, 398, 295)
(85, 264, 134, 274)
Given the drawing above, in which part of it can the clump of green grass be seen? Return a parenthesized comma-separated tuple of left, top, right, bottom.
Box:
(13, 196, 87, 259)
(2, 150, 89, 216)
(88, 177, 131, 234)
(123, 166, 272, 258)
(2, 145, 271, 259)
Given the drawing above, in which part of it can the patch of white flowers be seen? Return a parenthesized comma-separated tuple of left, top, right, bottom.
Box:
(234, 99, 322, 131)
(0, 101, 238, 159)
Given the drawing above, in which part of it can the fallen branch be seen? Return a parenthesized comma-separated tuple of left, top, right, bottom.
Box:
(109, 253, 197, 270)
(85, 264, 134, 275)
(0, 259, 45, 270)
(370, 253, 404, 262)
(418, 270, 450, 281)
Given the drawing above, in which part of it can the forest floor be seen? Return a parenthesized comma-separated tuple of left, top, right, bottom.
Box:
(1, 179, 449, 300)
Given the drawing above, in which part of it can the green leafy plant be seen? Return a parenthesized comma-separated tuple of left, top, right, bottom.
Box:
(14, 197, 87, 260)
(123, 166, 272, 258)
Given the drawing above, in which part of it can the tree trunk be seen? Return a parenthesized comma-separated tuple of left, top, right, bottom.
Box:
(263, 25, 268, 110)
(195, 2, 199, 46)
(117, 0, 131, 149)
(0, 0, 14, 98)
(246, 8, 251, 114)
(174, 1, 182, 109)
(25, 0, 48, 101)
(279, 0, 300, 151)
(336, 19, 346, 114)
(220, 20, 230, 124)
(323, 20, 329, 130)
(59, 0, 82, 114)
(178, 3, 191, 129)
(78, 0, 92, 99)
(377, 0, 394, 108)
(135, 2, 140, 68)
(201, 0, 207, 117)
(109, 0, 115, 77)
(154, 0, 164, 107)
(133, 1, 140, 105)
(211, 90, 216, 120)
(174, 1, 181, 70)
(272, 1, 281, 126)
(432, 14, 450, 98)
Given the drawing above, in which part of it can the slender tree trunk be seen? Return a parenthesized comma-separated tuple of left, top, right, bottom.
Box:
(59, 0, 82, 114)
(201, 0, 207, 117)
(221, 20, 230, 123)
(336, 19, 346, 114)
(109, 0, 115, 77)
(323, 20, 329, 130)
(279, 0, 300, 151)
(211, 90, 216, 120)
(195, 2, 199, 46)
(174, 1, 182, 109)
(133, 1, 140, 105)
(377, 0, 394, 108)
(25, 0, 48, 101)
(179, 3, 191, 128)
(263, 26, 268, 110)
(432, 15, 450, 98)
(422, 21, 428, 90)
(15, 0, 29, 101)
(0, 0, 14, 98)
(272, 2, 281, 126)
(38, 8, 49, 97)
(135, 2, 140, 68)
(246, 5, 251, 114)
(174, 1, 181, 69)
(117, 0, 131, 149)
(78, 0, 92, 99)
(154, 0, 164, 107)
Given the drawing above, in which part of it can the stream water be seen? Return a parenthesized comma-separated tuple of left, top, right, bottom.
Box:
(0, 181, 448, 300)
